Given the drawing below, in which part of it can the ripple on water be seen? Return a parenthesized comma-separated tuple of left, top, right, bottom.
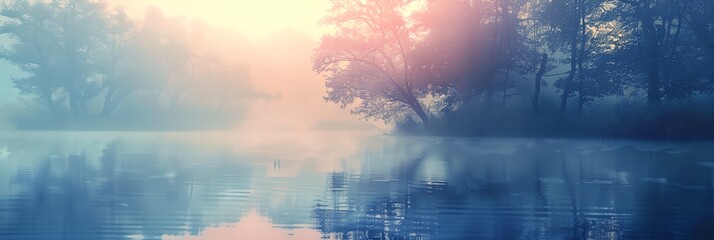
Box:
(0, 135, 712, 239)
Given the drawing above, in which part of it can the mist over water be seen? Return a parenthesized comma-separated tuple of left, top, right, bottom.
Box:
(1, 133, 714, 239)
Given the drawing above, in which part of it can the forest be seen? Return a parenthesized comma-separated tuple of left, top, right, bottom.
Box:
(0, 1, 273, 130)
(313, 0, 714, 139)
(1, 0, 713, 139)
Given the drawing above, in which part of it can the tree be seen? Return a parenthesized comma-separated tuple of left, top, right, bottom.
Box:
(98, 7, 133, 115)
(410, 0, 503, 109)
(537, 0, 608, 115)
(532, 53, 547, 112)
(0, 1, 64, 113)
(622, 0, 669, 107)
(683, 0, 713, 55)
(412, 0, 536, 107)
(0, 0, 129, 115)
(612, 0, 714, 106)
(126, 7, 193, 112)
(188, 53, 257, 110)
(313, 0, 431, 124)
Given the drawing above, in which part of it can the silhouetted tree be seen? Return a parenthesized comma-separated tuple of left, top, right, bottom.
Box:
(537, 0, 612, 116)
(599, 0, 714, 107)
(313, 0, 432, 124)
(532, 53, 547, 112)
(411, 0, 537, 108)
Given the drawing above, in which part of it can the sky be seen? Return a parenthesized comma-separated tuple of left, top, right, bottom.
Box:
(115, 0, 330, 40)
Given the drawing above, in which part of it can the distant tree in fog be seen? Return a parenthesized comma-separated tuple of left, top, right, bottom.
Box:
(201, 63, 255, 110)
(0, 0, 122, 115)
(129, 9, 260, 114)
(0, 2, 260, 123)
(120, 7, 194, 112)
(98, 7, 133, 115)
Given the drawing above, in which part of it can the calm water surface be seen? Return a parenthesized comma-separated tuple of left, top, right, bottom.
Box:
(0, 132, 713, 239)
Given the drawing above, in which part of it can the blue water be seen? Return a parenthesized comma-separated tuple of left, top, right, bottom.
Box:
(0, 133, 713, 239)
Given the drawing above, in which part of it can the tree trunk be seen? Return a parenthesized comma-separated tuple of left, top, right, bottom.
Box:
(393, 78, 429, 125)
(638, 4, 662, 108)
(79, 93, 89, 115)
(42, 90, 59, 116)
(533, 53, 548, 112)
(102, 86, 116, 115)
(577, 94, 585, 120)
(502, 63, 511, 107)
(646, 66, 661, 108)
(67, 2, 81, 116)
(500, 0, 513, 107)
(407, 94, 429, 125)
(560, 35, 578, 116)
(559, 1, 580, 117)
(663, 13, 682, 100)
(69, 87, 80, 115)
(576, 0, 587, 120)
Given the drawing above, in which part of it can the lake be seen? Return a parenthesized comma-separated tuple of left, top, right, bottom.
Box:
(0, 132, 713, 239)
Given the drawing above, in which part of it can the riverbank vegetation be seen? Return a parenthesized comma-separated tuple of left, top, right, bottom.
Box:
(313, 0, 714, 139)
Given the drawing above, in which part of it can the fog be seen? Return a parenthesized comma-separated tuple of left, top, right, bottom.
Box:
(0, 1, 373, 135)
(112, 0, 364, 136)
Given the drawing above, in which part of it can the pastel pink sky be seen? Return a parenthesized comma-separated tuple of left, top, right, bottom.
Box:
(109, 0, 378, 135)
(113, 0, 329, 39)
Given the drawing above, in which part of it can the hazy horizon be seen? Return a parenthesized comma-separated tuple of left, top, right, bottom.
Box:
(0, 0, 377, 135)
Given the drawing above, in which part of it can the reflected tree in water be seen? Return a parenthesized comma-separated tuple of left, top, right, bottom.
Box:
(312, 139, 714, 239)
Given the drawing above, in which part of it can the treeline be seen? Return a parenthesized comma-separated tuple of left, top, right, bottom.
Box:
(314, 0, 714, 139)
(0, 0, 262, 130)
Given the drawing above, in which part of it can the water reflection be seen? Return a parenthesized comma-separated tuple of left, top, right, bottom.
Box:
(313, 138, 714, 239)
(0, 134, 713, 239)
(0, 132, 310, 239)
(162, 210, 321, 240)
